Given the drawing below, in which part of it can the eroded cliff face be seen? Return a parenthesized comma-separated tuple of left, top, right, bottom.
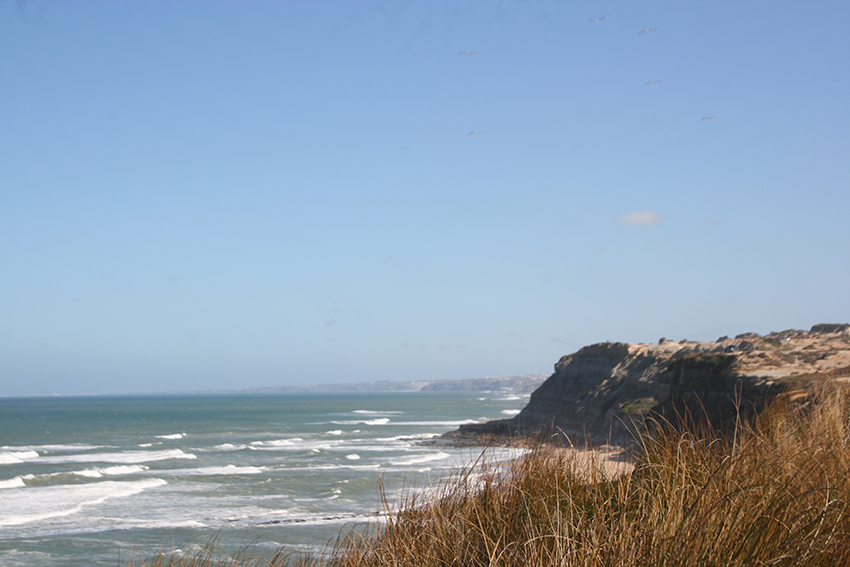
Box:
(444, 325, 850, 446)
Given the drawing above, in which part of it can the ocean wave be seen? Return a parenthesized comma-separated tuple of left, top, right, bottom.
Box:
(156, 465, 265, 476)
(250, 438, 341, 452)
(389, 451, 451, 466)
(250, 438, 303, 448)
(73, 465, 149, 478)
(0, 476, 26, 489)
(210, 443, 248, 451)
(287, 463, 382, 472)
(0, 478, 168, 527)
(324, 430, 343, 436)
(331, 418, 390, 426)
(155, 433, 186, 440)
(0, 450, 40, 465)
(1, 444, 102, 453)
(120, 518, 207, 530)
(345, 454, 360, 460)
(16, 465, 156, 484)
(36, 449, 196, 465)
(352, 410, 404, 415)
(501, 409, 522, 416)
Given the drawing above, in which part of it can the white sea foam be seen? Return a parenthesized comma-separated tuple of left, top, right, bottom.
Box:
(501, 409, 522, 416)
(0, 450, 40, 464)
(0, 478, 168, 527)
(0, 476, 26, 489)
(157, 465, 265, 476)
(345, 454, 360, 460)
(325, 430, 343, 436)
(156, 433, 185, 440)
(1, 444, 101, 453)
(498, 395, 522, 401)
(74, 469, 104, 478)
(250, 438, 302, 448)
(104, 465, 148, 475)
(250, 438, 339, 452)
(389, 451, 451, 466)
(352, 410, 404, 414)
(211, 443, 247, 451)
(73, 465, 148, 478)
(332, 417, 393, 426)
(36, 449, 196, 465)
(335, 444, 404, 453)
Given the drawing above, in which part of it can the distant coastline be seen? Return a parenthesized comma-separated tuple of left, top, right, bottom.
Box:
(235, 373, 549, 394)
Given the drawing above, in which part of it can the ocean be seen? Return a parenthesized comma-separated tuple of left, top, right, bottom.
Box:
(0, 391, 527, 566)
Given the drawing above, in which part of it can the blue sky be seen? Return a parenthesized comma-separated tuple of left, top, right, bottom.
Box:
(2, 1, 849, 395)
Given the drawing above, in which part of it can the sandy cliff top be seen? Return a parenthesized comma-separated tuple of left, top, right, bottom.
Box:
(627, 324, 850, 382)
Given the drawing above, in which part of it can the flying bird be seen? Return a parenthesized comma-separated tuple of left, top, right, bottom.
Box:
(590, 16, 604, 23)
(645, 80, 662, 85)
(638, 28, 657, 34)
(701, 116, 718, 121)
(458, 51, 479, 56)
(468, 131, 483, 135)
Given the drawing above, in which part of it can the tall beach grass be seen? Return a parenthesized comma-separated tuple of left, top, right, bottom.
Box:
(129, 384, 850, 567)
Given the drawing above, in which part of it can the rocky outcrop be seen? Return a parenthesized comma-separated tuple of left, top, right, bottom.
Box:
(442, 325, 850, 446)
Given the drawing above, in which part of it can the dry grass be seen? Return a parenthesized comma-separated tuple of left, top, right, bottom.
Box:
(330, 384, 850, 567)
(129, 384, 850, 567)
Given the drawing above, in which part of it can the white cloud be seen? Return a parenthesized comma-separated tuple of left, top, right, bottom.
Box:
(613, 210, 664, 227)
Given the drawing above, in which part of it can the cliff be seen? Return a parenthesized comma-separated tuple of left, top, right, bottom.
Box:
(443, 324, 850, 446)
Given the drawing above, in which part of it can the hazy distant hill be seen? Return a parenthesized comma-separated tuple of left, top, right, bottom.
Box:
(238, 374, 549, 394)
(420, 374, 549, 392)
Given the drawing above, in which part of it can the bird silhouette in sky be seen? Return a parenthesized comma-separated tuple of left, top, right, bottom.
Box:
(638, 28, 657, 34)
(701, 116, 718, 121)
(645, 80, 662, 85)
(468, 131, 483, 135)
(590, 16, 604, 23)
(458, 51, 478, 56)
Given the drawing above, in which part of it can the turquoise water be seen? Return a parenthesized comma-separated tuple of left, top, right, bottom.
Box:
(0, 391, 527, 566)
